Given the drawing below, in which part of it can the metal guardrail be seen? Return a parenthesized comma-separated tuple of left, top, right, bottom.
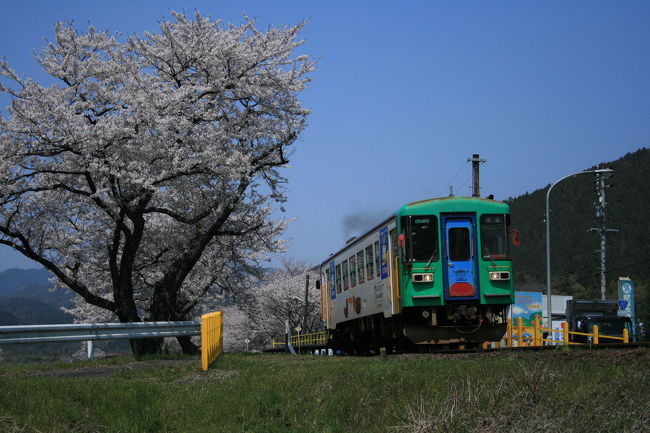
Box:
(0, 314, 227, 369)
(0, 321, 201, 345)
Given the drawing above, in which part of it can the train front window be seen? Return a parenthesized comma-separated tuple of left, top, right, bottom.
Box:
(480, 214, 510, 260)
(449, 227, 470, 261)
(401, 215, 439, 262)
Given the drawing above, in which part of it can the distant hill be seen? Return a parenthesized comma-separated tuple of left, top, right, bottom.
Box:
(0, 267, 52, 297)
(0, 297, 73, 325)
(0, 267, 75, 326)
(0, 310, 20, 325)
(507, 147, 650, 323)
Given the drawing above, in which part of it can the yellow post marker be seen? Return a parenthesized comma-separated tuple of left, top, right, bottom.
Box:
(533, 318, 540, 346)
(593, 324, 599, 345)
(507, 318, 513, 348)
(517, 317, 523, 347)
(623, 328, 629, 344)
(563, 321, 569, 345)
(482, 341, 488, 350)
(201, 311, 223, 371)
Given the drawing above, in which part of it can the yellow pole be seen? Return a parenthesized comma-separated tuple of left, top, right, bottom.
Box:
(201, 313, 209, 371)
(563, 321, 569, 346)
(533, 318, 539, 346)
(623, 328, 629, 344)
(517, 317, 523, 347)
(507, 318, 513, 348)
(593, 324, 599, 345)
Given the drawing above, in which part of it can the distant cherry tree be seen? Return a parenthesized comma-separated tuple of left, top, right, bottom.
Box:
(0, 12, 314, 355)
(249, 260, 321, 348)
(205, 260, 321, 352)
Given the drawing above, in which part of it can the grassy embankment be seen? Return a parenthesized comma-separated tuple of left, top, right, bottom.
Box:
(1, 348, 648, 433)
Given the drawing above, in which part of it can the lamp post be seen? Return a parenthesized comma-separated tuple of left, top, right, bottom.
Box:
(545, 168, 613, 328)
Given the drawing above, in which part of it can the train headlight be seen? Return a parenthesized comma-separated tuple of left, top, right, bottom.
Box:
(412, 273, 434, 283)
(489, 271, 510, 281)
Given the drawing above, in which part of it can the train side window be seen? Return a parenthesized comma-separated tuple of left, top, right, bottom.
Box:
(335, 264, 342, 294)
(342, 260, 349, 291)
(374, 241, 380, 277)
(357, 251, 365, 284)
(349, 255, 357, 287)
(365, 245, 374, 280)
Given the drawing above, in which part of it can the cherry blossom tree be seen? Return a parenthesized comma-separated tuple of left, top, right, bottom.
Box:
(0, 11, 314, 355)
(246, 260, 322, 349)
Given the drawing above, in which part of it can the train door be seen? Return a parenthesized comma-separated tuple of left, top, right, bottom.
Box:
(323, 267, 332, 329)
(389, 228, 400, 315)
(441, 215, 480, 301)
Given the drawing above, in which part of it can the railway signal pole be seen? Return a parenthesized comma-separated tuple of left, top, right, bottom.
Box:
(590, 170, 618, 300)
(468, 154, 486, 197)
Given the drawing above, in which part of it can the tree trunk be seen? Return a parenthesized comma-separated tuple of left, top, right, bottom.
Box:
(176, 336, 199, 355)
(129, 337, 163, 357)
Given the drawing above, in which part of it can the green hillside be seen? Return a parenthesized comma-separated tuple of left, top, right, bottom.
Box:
(507, 147, 650, 324)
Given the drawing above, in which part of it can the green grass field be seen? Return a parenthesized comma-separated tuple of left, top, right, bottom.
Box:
(1, 348, 648, 433)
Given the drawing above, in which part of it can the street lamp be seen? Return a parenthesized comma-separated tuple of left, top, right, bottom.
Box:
(545, 168, 613, 328)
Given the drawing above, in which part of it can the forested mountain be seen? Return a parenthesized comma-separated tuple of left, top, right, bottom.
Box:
(0, 268, 52, 297)
(507, 147, 650, 323)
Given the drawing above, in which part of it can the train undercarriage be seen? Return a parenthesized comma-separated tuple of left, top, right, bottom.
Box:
(329, 305, 508, 355)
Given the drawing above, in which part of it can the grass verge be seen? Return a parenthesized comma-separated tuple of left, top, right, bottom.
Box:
(0, 348, 648, 432)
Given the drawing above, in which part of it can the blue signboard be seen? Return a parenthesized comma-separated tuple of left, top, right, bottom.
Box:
(329, 261, 336, 300)
(379, 227, 389, 280)
(618, 278, 636, 338)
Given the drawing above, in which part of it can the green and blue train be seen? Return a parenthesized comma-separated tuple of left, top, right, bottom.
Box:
(318, 196, 515, 352)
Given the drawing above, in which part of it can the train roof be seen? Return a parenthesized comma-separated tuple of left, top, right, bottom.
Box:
(319, 196, 509, 267)
(398, 196, 509, 215)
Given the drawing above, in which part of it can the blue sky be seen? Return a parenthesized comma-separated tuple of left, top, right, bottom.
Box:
(0, 1, 648, 270)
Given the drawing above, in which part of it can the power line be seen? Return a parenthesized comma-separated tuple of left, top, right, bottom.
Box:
(436, 161, 468, 197)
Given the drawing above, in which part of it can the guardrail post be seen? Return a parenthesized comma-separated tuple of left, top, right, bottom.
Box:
(87, 340, 94, 359)
(533, 318, 540, 347)
(623, 328, 629, 344)
(593, 324, 599, 345)
(562, 321, 569, 345)
(507, 318, 513, 347)
(517, 317, 523, 347)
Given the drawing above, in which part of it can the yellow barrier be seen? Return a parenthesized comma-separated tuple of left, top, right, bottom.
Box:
(201, 311, 223, 371)
(290, 330, 329, 347)
(501, 317, 630, 348)
(271, 331, 330, 351)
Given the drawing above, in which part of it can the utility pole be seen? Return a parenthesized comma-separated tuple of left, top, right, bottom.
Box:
(589, 169, 618, 300)
(468, 154, 486, 197)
